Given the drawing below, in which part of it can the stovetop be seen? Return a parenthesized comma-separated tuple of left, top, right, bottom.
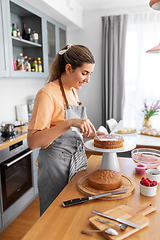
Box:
(0, 130, 27, 144)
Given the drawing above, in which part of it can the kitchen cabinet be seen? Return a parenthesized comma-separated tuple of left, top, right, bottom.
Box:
(8, 0, 46, 78)
(0, 0, 66, 78)
(0, 0, 10, 77)
(44, 15, 66, 71)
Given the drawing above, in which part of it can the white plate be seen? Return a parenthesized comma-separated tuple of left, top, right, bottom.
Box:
(115, 130, 136, 134)
(85, 139, 136, 153)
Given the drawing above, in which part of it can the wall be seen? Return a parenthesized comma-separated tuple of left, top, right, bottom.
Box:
(0, 78, 45, 123)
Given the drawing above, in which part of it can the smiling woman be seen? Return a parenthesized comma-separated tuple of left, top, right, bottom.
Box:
(27, 44, 105, 216)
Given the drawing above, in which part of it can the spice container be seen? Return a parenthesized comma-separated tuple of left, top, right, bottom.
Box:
(135, 164, 146, 175)
(146, 169, 160, 183)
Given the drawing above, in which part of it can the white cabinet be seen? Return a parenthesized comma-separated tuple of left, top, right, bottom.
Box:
(0, 0, 10, 77)
(0, 0, 66, 78)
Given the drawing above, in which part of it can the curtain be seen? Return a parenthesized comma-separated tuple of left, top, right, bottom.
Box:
(101, 15, 128, 126)
(123, 12, 160, 130)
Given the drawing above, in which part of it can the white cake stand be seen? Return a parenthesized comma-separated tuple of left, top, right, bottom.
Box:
(85, 140, 136, 172)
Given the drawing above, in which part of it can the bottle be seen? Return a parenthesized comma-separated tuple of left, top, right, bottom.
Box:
(22, 23, 27, 40)
(13, 59, 17, 71)
(32, 30, 39, 43)
(34, 58, 38, 72)
(27, 28, 33, 41)
(27, 57, 31, 72)
(31, 57, 35, 72)
(18, 53, 25, 70)
(12, 23, 17, 37)
(37, 57, 42, 72)
(17, 27, 20, 38)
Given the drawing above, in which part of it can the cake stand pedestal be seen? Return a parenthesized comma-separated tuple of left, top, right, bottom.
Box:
(85, 140, 136, 172)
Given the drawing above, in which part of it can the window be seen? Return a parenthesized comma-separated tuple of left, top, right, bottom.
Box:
(123, 12, 160, 130)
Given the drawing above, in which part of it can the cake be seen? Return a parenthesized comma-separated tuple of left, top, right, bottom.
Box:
(94, 134, 124, 149)
(88, 169, 122, 190)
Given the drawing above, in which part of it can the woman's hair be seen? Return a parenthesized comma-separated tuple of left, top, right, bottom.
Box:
(46, 44, 95, 83)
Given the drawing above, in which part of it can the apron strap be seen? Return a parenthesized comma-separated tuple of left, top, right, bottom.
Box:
(58, 77, 82, 109)
(58, 78, 70, 109)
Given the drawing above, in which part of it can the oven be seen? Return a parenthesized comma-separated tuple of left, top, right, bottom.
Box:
(0, 138, 33, 213)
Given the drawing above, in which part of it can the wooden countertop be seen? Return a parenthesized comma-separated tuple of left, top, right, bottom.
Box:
(22, 155, 160, 240)
(0, 125, 28, 150)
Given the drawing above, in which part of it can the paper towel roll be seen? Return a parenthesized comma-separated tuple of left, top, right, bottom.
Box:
(16, 104, 28, 122)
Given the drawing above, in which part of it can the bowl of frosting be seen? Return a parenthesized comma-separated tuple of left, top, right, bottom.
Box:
(131, 148, 160, 169)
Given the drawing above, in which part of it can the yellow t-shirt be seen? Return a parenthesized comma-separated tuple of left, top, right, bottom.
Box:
(28, 81, 79, 130)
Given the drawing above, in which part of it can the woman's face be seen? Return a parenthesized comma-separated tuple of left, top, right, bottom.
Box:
(65, 62, 95, 90)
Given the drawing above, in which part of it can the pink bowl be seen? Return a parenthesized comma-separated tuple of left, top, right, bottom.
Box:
(132, 148, 160, 169)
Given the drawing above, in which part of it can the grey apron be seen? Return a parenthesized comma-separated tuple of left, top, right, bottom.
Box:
(38, 79, 88, 215)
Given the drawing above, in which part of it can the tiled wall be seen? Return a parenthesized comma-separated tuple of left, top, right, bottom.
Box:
(0, 78, 45, 123)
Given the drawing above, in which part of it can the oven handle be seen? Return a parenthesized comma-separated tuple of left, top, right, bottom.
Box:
(4, 150, 33, 167)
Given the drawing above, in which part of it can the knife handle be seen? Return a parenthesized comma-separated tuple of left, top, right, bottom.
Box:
(62, 197, 89, 207)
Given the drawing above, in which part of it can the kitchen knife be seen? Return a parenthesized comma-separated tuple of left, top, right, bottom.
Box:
(62, 189, 127, 207)
(91, 209, 141, 229)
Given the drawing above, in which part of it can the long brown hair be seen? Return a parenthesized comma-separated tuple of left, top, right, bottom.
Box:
(46, 44, 95, 83)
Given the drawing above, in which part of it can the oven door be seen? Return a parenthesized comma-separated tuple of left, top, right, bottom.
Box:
(1, 149, 33, 212)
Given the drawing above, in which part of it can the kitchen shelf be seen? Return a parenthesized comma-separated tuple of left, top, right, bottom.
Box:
(12, 36, 42, 48)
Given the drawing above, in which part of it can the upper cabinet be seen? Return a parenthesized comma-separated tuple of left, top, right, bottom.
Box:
(0, 0, 10, 77)
(0, 0, 66, 78)
(44, 16, 66, 71)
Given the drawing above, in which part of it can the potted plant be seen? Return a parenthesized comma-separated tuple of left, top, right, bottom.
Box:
(142, 100, 160, 127)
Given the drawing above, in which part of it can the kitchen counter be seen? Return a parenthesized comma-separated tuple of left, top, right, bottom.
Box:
(22, 155, 160, 240)
(0, 125, 28, 150)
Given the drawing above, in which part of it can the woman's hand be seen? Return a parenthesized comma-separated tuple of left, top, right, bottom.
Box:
(69, 118, 96, 137)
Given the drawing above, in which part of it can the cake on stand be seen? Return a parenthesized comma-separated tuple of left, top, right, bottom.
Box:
(85, 139, 136, 172)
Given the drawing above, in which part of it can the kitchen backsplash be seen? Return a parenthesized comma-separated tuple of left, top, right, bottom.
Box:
(0, 77, 45, 123)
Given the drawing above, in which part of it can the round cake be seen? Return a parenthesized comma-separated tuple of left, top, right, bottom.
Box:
(94, 134, 124, 149)
(88, 169, 122, 190)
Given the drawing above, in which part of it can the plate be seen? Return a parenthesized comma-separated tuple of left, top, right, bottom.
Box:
(116, 127, 136, 134)
(85, 139, 136, 153)
(115, 130, 136, 134)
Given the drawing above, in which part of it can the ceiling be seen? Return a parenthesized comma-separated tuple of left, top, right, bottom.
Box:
(75, 0, 149, 10)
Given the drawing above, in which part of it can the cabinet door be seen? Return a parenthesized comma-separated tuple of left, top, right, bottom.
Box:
(47, 19, 56, 69)
(57, 23, 67, 50)
(0, 0, 10, 77)
(44, 16, 66, 74)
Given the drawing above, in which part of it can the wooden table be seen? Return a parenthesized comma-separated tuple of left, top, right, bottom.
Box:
(22, 155, 160, 240)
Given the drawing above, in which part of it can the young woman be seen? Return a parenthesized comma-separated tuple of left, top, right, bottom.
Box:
(27, 44, 103, 215)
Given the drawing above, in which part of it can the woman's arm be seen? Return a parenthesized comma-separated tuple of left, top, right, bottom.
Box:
(27, 118, 96, 150)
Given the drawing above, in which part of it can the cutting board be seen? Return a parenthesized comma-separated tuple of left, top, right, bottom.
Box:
(78, 174, 135, 200)
(89, 202, 157, 240)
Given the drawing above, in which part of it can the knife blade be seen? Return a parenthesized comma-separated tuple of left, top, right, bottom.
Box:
(62, 189, 127, 207)
(91, 209, 141, 229)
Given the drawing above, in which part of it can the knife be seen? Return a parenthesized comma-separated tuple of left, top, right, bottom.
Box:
(91, 209, 141, 229)
(62, 189, 127, 207)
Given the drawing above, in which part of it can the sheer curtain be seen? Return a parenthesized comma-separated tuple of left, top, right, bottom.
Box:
(123, 12, 160, 130)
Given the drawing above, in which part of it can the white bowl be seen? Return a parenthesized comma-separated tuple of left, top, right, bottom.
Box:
(146, 169, 160, 183)
(140, 182, 157, 197)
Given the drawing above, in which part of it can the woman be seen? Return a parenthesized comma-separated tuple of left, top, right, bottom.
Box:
(27, 44, 103, 215)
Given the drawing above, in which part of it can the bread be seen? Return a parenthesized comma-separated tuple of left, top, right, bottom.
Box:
(117, 127, 136, 133)
(141, 127, 160, 137)
(88, 169, 122, 190)
(94, 134, 124, 149)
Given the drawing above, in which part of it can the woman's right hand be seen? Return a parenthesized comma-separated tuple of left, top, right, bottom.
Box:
(69, 118, 96, 137)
